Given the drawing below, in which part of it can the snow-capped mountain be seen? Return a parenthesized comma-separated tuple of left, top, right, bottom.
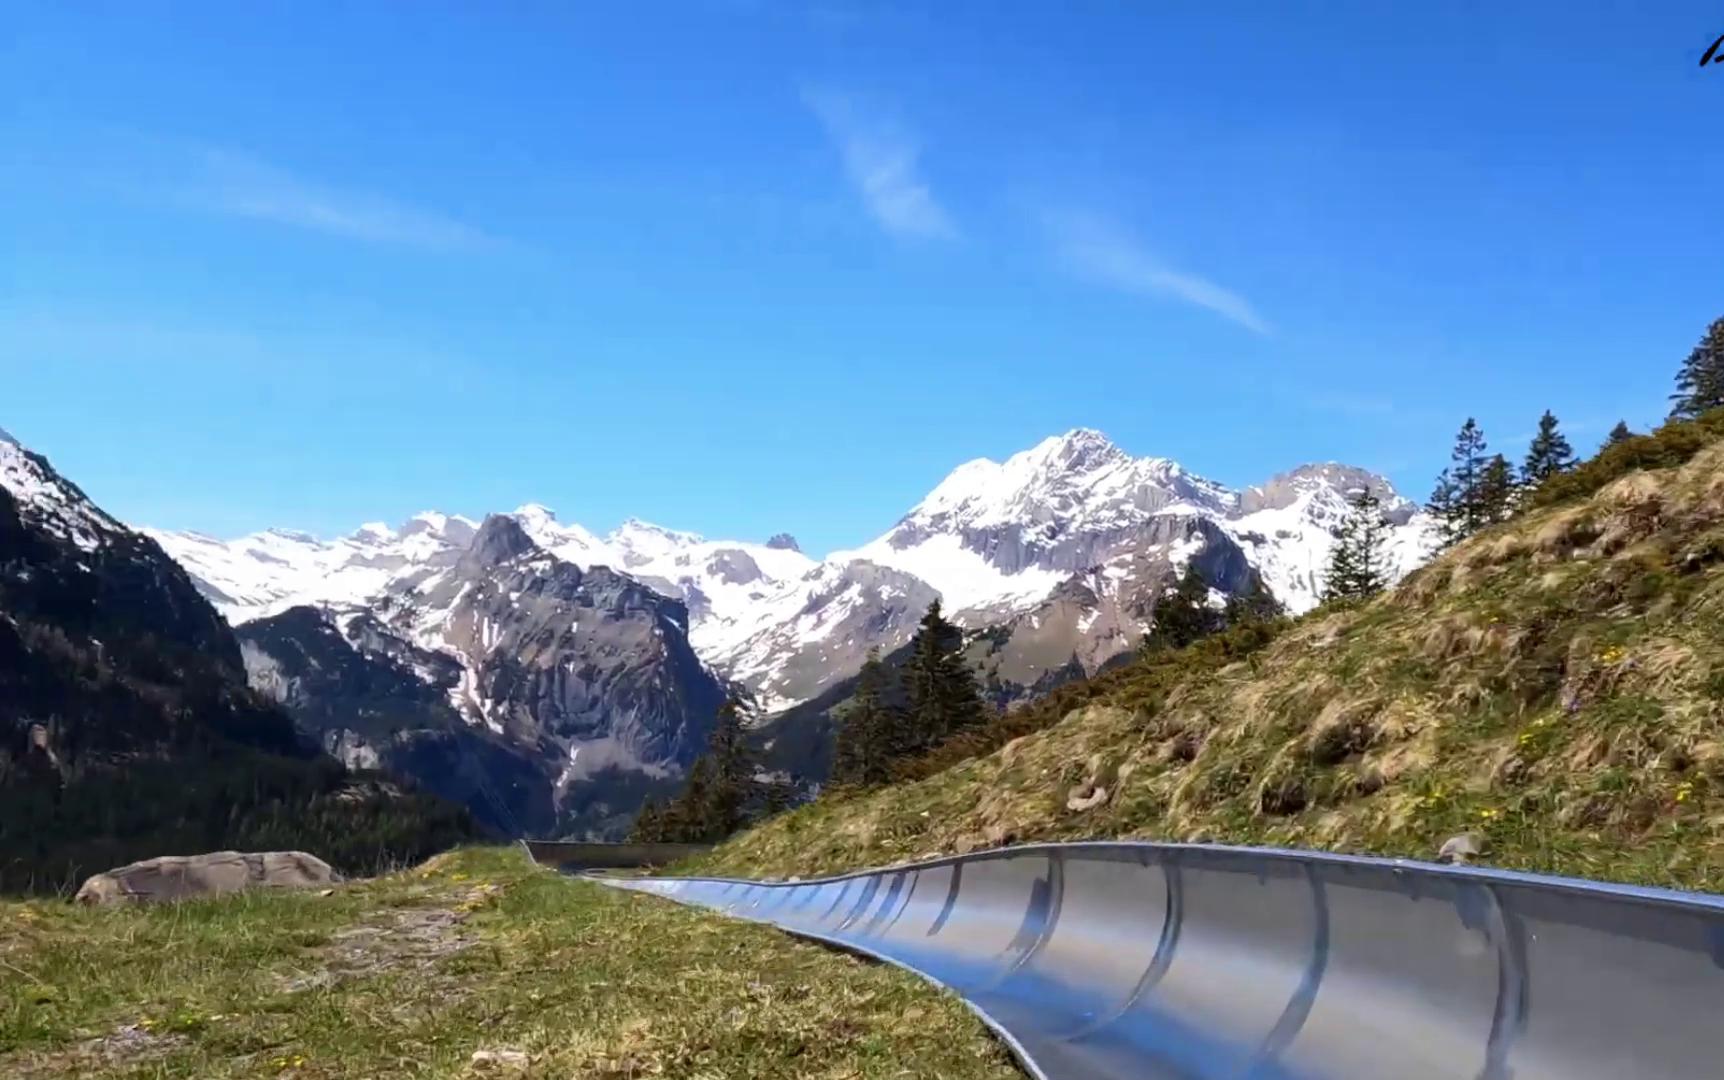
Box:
(146, 429, 1437, 717)
(1229, 462, 1430, 611)
(141, 512, 479, 623)
(1, 426, 131, 552)
(702, 431, 1436, 707)
(13, 420, 1438, 830)
(148, 507, 820, 655)
(510, 509, 818, 657)
(4, 425, 729, 838)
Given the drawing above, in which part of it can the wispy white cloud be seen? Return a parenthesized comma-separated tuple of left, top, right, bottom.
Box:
(1045, 211, 1267, 334)
(180, 147, 493, 251)
(802, 89, 956, 241)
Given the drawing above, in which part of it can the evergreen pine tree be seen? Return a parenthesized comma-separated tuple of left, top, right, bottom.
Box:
(1143, 564, 1219, 652)
(666, 754, 719, 841)
(830, 648, 899, 787)
(1521, 410, 1575, 486)
(1604, 420, 1634, 447)
(1322, 498, 1364, 604)
(1223, 574, 1283, 626)
(1427, 469, 1460, 545)
(628, 797, 667, 843)
(1477, 453, 1516, 524)
(704, 698, 752, 835)
(1669, 317, 1724, 420)
(1428, 418, 1491, 546)
(761, 779, 795, 817)
(901, 601, 986, 753)
(1322, 489, 1391, 603)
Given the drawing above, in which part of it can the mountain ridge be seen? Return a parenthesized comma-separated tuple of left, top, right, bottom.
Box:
(4, 422, 1438, 841)
(145, 428, 1436, 713)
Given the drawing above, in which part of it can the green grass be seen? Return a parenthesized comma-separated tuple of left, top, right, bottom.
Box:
(692, 433, 1724, 894)
(0, 847, 1016, 1079)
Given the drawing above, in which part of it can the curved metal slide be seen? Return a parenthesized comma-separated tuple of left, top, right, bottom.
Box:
(589, 842, 1724, 1079)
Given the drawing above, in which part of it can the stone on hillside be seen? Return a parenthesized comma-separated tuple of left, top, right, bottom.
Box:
(1436, 833, 1485, 866)
(470, 1049, 530, 1072)
(1066, 783, 1109, 812)
(74, 851, 341, 906)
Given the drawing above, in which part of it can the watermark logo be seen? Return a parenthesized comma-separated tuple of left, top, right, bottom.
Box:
(1703, 31, 1724, 67)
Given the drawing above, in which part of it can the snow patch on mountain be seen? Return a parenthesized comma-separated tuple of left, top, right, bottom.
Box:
(894, 428, 1233, 536)
(0, 430, 126, 552)
(146, 514, 479, 623)
(1225, 462, 1436, 613)
(843, 531, 1066, 615)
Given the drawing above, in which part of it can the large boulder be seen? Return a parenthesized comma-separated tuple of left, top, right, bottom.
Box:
(73, 851, 341, 905)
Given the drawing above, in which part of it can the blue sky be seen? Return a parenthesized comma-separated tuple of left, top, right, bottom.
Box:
(5, 2, 1721, 555)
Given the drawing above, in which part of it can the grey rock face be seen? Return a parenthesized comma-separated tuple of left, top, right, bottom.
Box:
(386, 516, 727, 834)
(1237, 463, 1417, 525)
(704, 548, 763, 586)
(950, 515, 1256, 694)
(765, 533, 801, 552)
(238, 604, 562, 836)
(719, 560, 938, 709)
(416, 517, 725, 765)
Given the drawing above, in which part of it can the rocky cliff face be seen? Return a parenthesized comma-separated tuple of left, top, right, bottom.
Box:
(399, 515, 727, 779)
(228, 515, 732, 838)
(237, 606, 560, 836)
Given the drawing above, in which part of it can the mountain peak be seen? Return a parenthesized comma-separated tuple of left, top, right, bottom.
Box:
(513, 502, 558, 524)
(0, 429, 124, 552)
(1237, 463, 1410, 517)
(765, 532, 801, 552)
(898, 428, 1224, 537)
(1026, 428, 1127, 473)
(610, 517, 704, 554)
(400, 511, 479, 545)
(0, 426, 17, 447)
(467, 514, 539, 567)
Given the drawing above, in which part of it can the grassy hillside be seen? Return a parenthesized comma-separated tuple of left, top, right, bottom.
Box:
(697, 421, 1724, 892)
(0, 847, 1013, 1079)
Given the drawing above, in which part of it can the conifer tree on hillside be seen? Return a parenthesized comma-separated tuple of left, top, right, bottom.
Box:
(1604, 420, 1635, 447)
(642, 697, 756, 841)
(1669, 317, 1724, 420)
(705, 697, 753, 836)
(665, 754, 719, 841)
(1428, 418, 1493, 546)
(1143, 564, 1221, 652)
(1521, 410, 1576, 486)
(1478, 453, 1517, 524)
(1321, 489, 1391, 603)
(760, 778, 796, 817)
(830, 648, 900, 787)
(628, 797, 668, 843)
(902, 600, 987, 752)
(1223, 573, 1283, 627)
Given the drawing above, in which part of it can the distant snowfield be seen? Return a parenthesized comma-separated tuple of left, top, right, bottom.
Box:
(142, 429, 1440, 708)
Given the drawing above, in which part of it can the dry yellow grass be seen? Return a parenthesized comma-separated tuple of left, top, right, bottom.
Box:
(695, 439, 1724, 892)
